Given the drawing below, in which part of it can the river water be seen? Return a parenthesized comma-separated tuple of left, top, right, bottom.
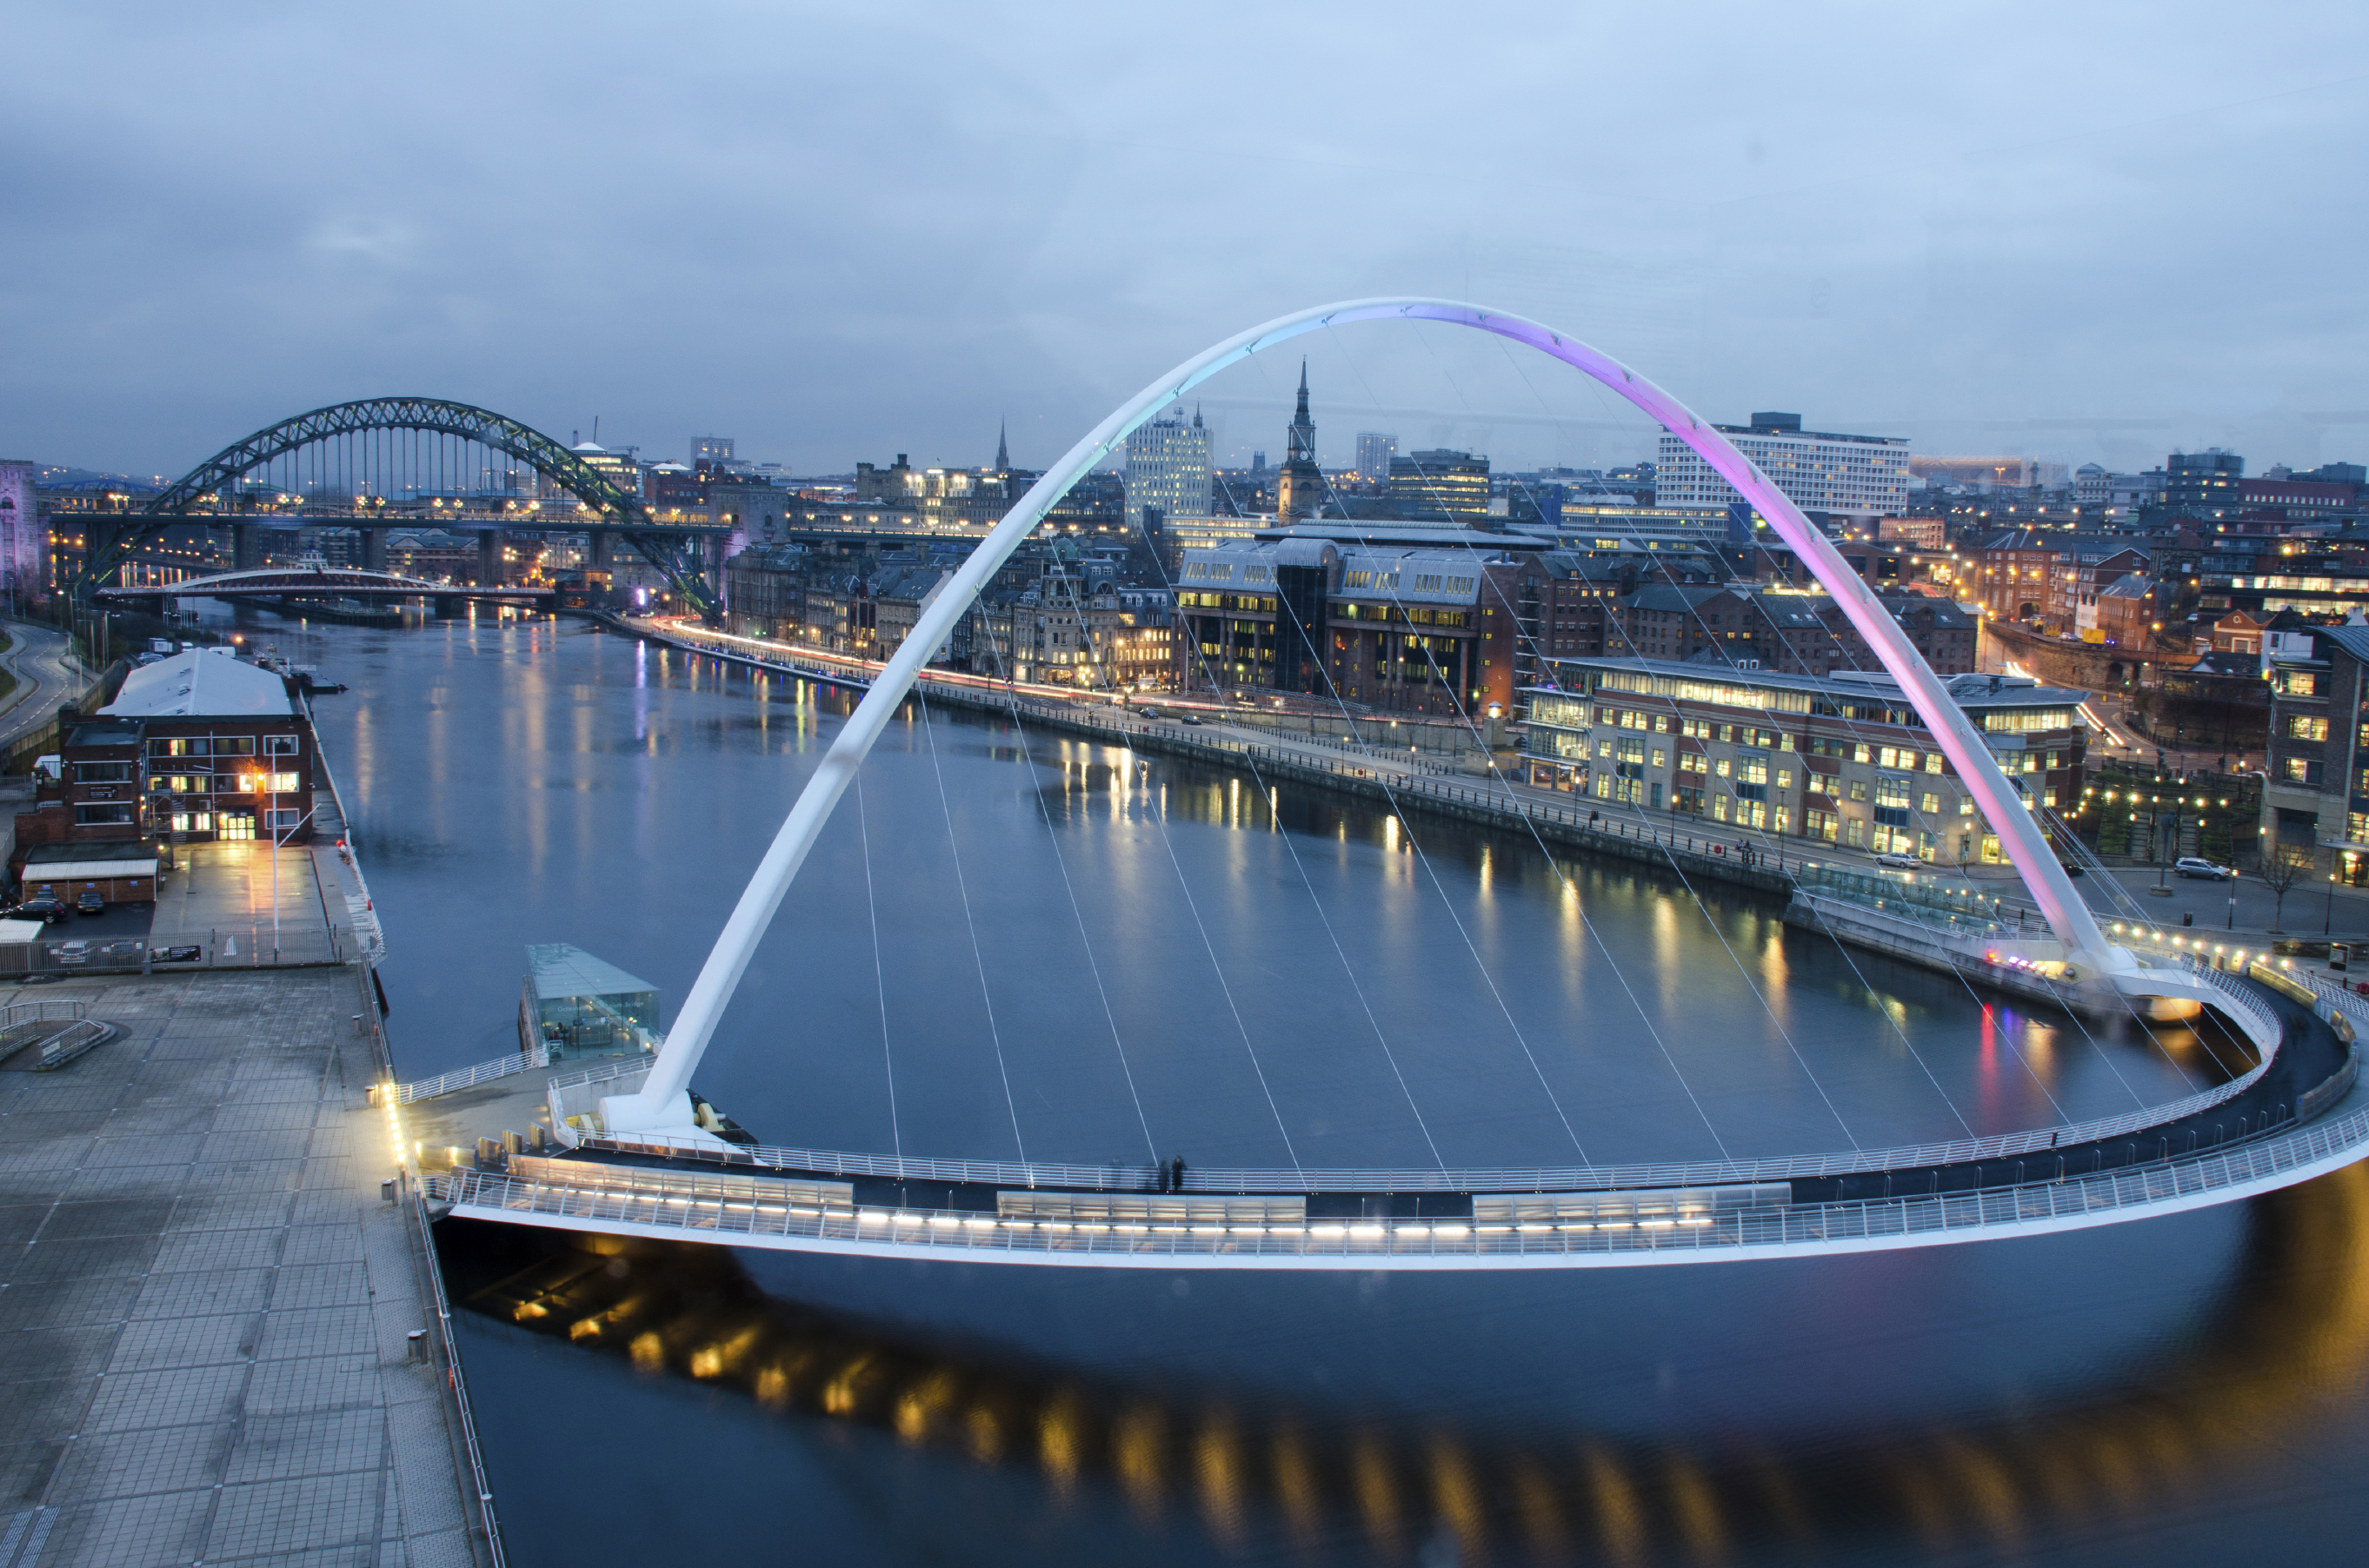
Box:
(274, 611, 2369, 1565)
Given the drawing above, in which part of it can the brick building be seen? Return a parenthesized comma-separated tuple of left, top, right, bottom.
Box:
(10, 651, 315, 886)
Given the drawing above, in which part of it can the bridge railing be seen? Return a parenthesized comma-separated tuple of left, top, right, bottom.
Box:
(383, 1045, 552, 1105)
(439, 1093, 2369, 1264)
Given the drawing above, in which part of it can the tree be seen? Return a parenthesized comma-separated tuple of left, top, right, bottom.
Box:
(2258, 847, 2312, 933)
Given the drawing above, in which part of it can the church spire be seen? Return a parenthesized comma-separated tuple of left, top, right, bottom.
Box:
(995, 420, 1008, 472)
(1279, 360, 1322, 520)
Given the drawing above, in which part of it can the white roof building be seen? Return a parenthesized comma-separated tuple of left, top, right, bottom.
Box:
(102, 650, 294, 719)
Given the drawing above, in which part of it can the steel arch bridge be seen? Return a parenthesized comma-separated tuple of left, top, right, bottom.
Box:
(87, 397, 724, 617)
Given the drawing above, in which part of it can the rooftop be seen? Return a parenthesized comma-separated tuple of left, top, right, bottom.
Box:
(1535, 654, 2087, 712)
(103, 650, 294, 719)
(528, 942, 658, 1003)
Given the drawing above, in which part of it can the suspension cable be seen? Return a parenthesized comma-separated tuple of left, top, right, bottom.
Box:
(912, 685, 1028, 1160)
(854, 770, 902, 1158)
(1473, 331, 2192, 1108)
(968, 593, 1162, 1164)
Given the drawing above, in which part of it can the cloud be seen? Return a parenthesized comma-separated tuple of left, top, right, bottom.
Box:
(5, 0, 2366, 477)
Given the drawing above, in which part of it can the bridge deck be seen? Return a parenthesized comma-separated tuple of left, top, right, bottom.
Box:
(434, 1080, 2369, 1268)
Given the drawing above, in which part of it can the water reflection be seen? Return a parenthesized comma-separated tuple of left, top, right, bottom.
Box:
(447, 1162, 2369, 1565)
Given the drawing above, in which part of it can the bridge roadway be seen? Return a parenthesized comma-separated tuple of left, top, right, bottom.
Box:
(429, 969, 2365, 1269)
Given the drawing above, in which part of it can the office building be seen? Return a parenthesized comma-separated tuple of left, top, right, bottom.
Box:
(1354, 432, 1397, 488)
(2161, 448, 2244, 515)
(2263, 622, 2369, 885)
(1655, 412, 1909, 520)
(1522, 660, 2086, 860)
(1123, 405, 1214, 540)
(1387, 449, 1491, 518)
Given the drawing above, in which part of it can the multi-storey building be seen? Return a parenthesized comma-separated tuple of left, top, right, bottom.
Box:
(1170, 540, 1527, 715)
(2159, 448, 2245, 516)
(10, 651, 317, 883)
(1973, 528, 2063, 621)
(1387, 450, 1491, 518)
(2262, 622, 2369, 885)
(1654, 413, 1910, 521)
(1610, 586, 1974, 676)
(1123, 407, 1214, 538)
(1521, 660, 2087, 863)
(1354, 432, 1397, 489)
(2048, 544, 2149, 635)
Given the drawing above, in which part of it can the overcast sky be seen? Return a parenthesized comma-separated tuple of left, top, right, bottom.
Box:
(7, 2, 2366, 482)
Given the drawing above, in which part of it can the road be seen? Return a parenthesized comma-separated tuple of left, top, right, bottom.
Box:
(0, 617, 87, 748)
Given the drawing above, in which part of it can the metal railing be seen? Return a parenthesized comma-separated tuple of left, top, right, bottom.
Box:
(386, 1044, 552, 1104)
(440, 1093, 2369, 1265)
(0, 927, 349, 976)
(30, 1019, 110, 1070)
(0, 998, 87, 1033)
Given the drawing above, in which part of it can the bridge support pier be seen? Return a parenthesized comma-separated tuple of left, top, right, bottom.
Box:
(589, 529, 613, 574)
(232, 522, 264, 573)
(476, 530, 501, 588)
(362, 527, 388, 573)
(433, 595, 462, 619)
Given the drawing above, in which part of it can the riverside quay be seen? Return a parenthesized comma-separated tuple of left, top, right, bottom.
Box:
(1521, 658, 2091, 863)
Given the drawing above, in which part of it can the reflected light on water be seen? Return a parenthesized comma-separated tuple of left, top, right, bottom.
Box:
(450, 1160, 2369, 1563)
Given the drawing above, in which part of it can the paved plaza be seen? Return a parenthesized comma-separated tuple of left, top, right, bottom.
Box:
(0, 967, 484, 1567)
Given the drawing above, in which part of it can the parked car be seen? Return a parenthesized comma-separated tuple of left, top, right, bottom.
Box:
(153, 945, 203, 965)
(75, 888, 105, 916)
(2174, 856, 2235, 880)
(9, 895, 69, 925)
(54, 941, 88, 967)
(1872, 852, 1920, 870)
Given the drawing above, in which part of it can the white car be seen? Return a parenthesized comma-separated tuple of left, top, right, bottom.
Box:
(1872, 852, 1920, 870)
(2173, 856, 2234, 880)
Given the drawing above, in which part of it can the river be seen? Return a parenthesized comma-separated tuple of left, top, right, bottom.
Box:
(265, 608, 2368, 1565)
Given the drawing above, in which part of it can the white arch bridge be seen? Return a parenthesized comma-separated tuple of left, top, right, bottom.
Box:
(424, 298, 2369, 1267)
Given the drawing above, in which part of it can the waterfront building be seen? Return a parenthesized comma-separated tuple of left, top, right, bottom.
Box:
(9, 652, 316, 882)
(690, 436, 735, 465)
(724, 544, 809, 640)
(1171, 538, 1527, 714)
(1124, 406, 1214, 540)
(1654, 412, 1910, 521)
(2262, 622, 2369, 885)
(1521, 658, 2087, 861)
(1354, 432, 1397, 489)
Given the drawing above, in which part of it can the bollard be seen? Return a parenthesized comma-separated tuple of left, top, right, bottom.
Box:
(476, 1137, 502, 1170)
(502, 1129, 523, 1159)
(407, 1329, 428, 1363)
(380, 1178, 396, 1203)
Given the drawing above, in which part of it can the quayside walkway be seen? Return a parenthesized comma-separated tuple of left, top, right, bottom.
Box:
(0, 968, 489, 1566)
